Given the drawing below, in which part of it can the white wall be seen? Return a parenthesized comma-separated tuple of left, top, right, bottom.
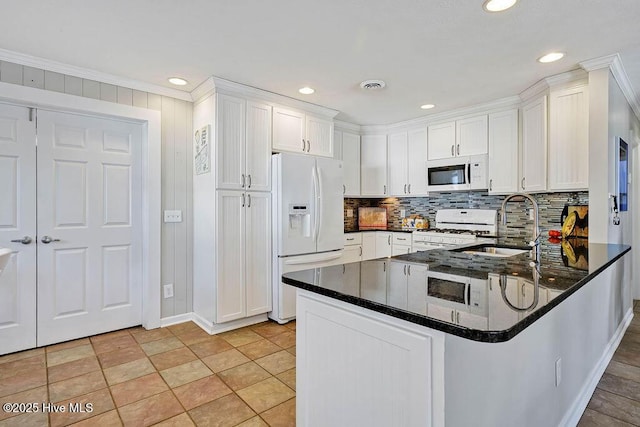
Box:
(0, 60, 194, 320)
(444, 254, 631, 427)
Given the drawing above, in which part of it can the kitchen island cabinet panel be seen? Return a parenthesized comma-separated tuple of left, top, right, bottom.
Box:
(297, 291, 443, 427)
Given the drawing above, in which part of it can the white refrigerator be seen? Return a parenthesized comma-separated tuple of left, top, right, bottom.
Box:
(270, 153, 344, 323)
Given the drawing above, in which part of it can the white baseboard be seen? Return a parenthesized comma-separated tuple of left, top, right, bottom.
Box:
(560, 307, 634, 426)
(160, 313, 195, 328)
(190, 312, 269, 335)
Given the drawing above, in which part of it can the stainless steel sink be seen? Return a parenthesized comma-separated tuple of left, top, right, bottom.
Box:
(455, 244, 530, 258)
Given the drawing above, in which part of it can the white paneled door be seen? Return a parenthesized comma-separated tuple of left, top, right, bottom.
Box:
(0, 103, 37, 354)
(0, 105, 143, 353)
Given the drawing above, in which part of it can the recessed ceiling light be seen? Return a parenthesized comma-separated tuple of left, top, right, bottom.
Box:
(299, 87, 315, 95)
(483, 0, 517, 12)
(168, 77, 188, 86)
(420, 104, 435, 110)
(538, 52, 565, 63)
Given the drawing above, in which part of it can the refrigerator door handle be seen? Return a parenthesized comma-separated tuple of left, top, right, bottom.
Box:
(311, 165, 320, 243)
(316, 165, 323, 243)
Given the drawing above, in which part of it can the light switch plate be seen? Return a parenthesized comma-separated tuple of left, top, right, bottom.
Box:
(164, 210, 182, 223)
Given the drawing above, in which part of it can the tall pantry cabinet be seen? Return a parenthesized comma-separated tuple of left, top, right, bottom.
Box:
(193, 89, 272, 331)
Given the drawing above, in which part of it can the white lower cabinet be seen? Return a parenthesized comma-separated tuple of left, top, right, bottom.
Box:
(361, 232, 377, 260)
(388, 263, 428, 311)
(392, 232, 413, 256)
(375, 232, 393, 258)
(216, 191, 271, 323)
(343, 233, 363, 263)
(428, 304, 487, 329)
(360, 259, 388, 304)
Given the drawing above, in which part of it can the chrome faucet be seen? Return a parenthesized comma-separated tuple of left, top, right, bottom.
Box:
(500, 193, 540, 262)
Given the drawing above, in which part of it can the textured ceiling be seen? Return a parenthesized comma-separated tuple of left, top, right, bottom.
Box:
(0, 0, 638, 124)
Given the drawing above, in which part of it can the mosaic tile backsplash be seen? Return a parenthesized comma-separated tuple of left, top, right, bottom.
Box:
(344, 191, 589, 242)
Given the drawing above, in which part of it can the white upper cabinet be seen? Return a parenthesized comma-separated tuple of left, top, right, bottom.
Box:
(520, 95, 548, 192)
(361, 134, 388, 196)
(488, 109, 519, 194)
(306, 115, 334, 157)
(341, 132, 361, 196)
(548, 84, 589, 191)
(272, 107, 306, 153)
(427, 116, 488, 161)
(427, 121, 456, 160)
(387, 129, 428, 196)
(388, 132, 409, 196)
(456, 115, 488, 157)
(407, 128, 428, 195)
(273, 106, 333, 157)
(245, 101, 272, 192)
(216, 94, 246, 190)
(216, 94, 271, 192)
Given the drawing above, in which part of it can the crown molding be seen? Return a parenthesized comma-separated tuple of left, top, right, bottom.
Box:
(360, 95, 521, 135)
(580, 53, 640, 121)
(191, 76, 339, 118)
(334, 120, 361, 133)
(0, 48, 193, 102)
(519, 68, 588, 102)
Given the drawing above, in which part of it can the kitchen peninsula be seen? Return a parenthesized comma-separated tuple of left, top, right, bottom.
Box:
(283, 241, 631, 427)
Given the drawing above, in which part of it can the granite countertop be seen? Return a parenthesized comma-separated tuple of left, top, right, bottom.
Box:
(282, 240, 631, 343)
(344, 228, 414, 233)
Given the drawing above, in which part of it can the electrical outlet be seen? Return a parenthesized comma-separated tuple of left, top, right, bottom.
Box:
(164, 210, 182, 223)
(400, 209, 406, 217)
(555, 358, 562, 387)
(163, 284, 174, 299)
(346, 209, 354, 218)
(528, 208, 534, 220)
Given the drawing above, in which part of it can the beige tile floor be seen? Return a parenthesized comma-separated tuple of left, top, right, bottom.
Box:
(0, 321, 296, 426)
(3, 301, 640, 427)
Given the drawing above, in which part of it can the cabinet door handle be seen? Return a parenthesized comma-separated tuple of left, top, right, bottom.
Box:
(408, 184, 411, 194)
(359, 246, 362, 256)
(343, 265, 346, 274)
(404, 265, 407, 275)
(383, 185, 387, 194)
(408, 265, 411, 275)
(489, 277, 492, 291)
(404, 184, 407, 194)
(302, 139, 306, 152)
(346, 237, 355, 241)
(398, 237, 406, 241)
(521, 177, 526, 190)
(242, 194, 245, 207)
(457, 144, 460, 156)
(451, 145, 454, 156)
(241, 174, 245, 188)
(247, 194, 251, 208)
(457, 312, 460, 323)
(307, 140, 311, 152)
(343, 184, 346, 194)
(247, 175, 252, 188)
(388, 235, 391, 245)
(383, 262, 386, 272)
(489, 179, 493, 191)
(451, 310, 455, 322)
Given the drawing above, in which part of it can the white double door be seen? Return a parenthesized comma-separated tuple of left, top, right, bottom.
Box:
(0, 103, 143, 354)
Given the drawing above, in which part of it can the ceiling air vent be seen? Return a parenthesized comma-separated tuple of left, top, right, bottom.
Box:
(360, 80, 386, 90)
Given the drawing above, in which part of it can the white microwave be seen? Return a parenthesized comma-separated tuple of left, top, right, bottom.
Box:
(426, 154, 488, 192)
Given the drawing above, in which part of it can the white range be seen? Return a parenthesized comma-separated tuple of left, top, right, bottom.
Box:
(412, 209, 497, 251)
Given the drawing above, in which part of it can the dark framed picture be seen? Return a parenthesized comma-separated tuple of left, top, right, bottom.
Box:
(616, 137, 629, 211)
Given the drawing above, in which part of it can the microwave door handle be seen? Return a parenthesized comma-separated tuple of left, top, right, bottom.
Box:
(465, 282, 470, 307)
(466, 162, 471, 185)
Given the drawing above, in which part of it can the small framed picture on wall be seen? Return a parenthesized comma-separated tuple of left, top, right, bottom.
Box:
(615, 136, 629, 211)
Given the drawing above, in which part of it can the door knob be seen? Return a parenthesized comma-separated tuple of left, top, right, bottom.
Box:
(41, 236, 61, 244)
(11, 236, 32, 244)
